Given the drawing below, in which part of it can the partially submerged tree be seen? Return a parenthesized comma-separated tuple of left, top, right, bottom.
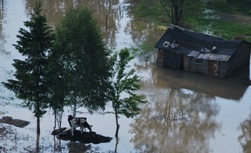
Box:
(2, 3, 54, 134)
(54, 8, 113, 116)
(109, 48, 147, 138)
(46, 49, 67, 130)
(159, 0, 204, 26)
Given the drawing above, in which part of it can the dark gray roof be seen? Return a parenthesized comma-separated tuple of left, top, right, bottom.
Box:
(154, 25, 243, 58)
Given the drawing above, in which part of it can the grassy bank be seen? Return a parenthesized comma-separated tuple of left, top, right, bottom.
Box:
(187, 16, 251, 41)
(131, 0, 251, 43)
(207, 0, 251, 15)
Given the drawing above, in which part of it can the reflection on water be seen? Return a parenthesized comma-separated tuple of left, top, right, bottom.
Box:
(25, 0, 120, 50)
(132, 53, 250, 153)
(24, 0, 163, 52)
(130, 77, 220, 152)
(67, 141, 91, 152)
(155, 66, 249, 100)
(136, 53, 249, 100)
(239, 115, 251, 153)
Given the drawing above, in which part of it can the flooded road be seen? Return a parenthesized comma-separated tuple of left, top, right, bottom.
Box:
(0, 0, 251, 153)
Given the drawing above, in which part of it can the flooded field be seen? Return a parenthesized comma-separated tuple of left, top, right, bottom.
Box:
(0, 0, 251, 153)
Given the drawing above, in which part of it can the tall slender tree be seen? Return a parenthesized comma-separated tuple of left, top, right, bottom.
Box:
(2, 3, 54, 134)
(46, 51, 67, 130)
(109, 48, 147, 138)
(54, 8, 113, 116)
(159, 0, 204, 26)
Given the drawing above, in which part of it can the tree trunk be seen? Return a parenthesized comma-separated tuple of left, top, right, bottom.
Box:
(73, 102, 77, 118)
(37, 116, 40, 134)
(115, 111, 120, 138)
(54, 111, 57, 131)
(114, 137, 119, 153)
(173, 1, 183, 25)
(115, 124, 120, 138)
(159, 0, 184, 26)
(57, 110, 63, 129)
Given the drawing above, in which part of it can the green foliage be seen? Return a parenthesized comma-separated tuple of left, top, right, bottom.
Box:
(46, 48, 67, 113)
(54, 7, 113, 113)
(207, 0, 251, 15)
(109, 48, 147, 136)
(2, 3, 54, 133)
(132, 0, 163, 22)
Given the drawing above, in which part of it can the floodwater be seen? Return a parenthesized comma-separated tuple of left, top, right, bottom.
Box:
(0, 0, 251, 153)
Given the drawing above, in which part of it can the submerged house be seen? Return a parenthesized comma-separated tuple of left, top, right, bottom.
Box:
(155, 25, 251, 78)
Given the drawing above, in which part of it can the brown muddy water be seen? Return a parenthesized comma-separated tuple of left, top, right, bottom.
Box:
(0, 0, 251, 153)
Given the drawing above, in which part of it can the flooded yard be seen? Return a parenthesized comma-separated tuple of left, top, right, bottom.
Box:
(0, 0, 251, 153)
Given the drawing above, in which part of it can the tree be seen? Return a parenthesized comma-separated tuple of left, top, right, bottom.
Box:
(54, 8, 113, 116)
(46, 49, 67, 130)
(2, 3, 54, 134)
(109, 48, 147, 138)
(159, 0, 204, 26)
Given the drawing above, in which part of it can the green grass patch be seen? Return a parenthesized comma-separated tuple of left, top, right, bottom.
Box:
(187, 17, 251, 42)
(130, 0, 167, 25)
(207, 0, 251, 15)
(210, 20, 251, 41)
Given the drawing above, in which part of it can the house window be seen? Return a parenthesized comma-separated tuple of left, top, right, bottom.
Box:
(193, 58, 205, 64)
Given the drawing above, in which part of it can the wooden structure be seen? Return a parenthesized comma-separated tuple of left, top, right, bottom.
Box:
(155, 25, 251, 78)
